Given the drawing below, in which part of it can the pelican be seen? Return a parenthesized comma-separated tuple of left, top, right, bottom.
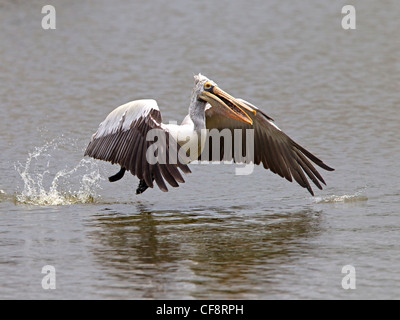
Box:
(84, 74, 334, 195)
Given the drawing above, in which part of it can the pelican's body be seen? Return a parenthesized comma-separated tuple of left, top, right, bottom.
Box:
(162, 115, 207, 161)
(85, 74, 334, 195)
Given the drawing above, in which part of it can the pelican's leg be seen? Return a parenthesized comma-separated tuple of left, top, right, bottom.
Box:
(136, 179, 149, 194)
(136, 176, 155, 195)
(108, 167, 126, 182)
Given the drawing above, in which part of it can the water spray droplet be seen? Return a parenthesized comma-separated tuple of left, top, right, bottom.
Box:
(15, 138, 104, 206)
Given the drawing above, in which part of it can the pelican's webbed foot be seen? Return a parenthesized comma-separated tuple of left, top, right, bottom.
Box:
(108, 167, 126, 182)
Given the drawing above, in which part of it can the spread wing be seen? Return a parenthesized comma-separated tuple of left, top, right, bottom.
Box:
(203, 99, 334, 195)
(84, 99, 191, 192)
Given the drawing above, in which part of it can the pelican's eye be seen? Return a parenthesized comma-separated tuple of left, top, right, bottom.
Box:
(204, 82, 213, 91)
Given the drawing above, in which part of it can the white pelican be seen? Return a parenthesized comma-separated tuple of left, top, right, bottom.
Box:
(84, 74, 334, 195)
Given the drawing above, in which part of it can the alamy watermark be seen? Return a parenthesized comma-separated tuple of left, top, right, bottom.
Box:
(341, 5, 356, 30)
(41, 265, 56, 290)
(145, 127, 255, 176)
(341, 265, 356, 290)
(42, 5, 356, 31)
(41, 5, 56, 30)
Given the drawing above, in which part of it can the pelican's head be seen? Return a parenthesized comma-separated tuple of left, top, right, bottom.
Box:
(193, 74, 255, 125)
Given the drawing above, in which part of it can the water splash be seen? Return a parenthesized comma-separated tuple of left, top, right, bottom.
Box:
(314, 191, 368, 204)
(14, 138, 104, 206)
(0, 189, 13, 203)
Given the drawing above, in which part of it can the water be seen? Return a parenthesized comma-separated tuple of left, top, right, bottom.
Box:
(1, 0, 400, 299)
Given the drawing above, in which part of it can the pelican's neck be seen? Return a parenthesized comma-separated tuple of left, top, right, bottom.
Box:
(188, 98, 206, 132)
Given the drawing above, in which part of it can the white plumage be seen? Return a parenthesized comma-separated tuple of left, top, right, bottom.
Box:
(93, 99, 158, 139)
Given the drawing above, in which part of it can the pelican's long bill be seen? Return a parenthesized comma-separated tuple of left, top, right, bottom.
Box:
(199, 86, 255, 125)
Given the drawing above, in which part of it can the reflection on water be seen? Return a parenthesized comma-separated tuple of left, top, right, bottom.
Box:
(89, 203, 322, 299)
